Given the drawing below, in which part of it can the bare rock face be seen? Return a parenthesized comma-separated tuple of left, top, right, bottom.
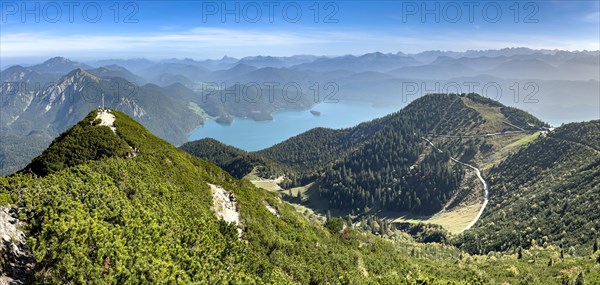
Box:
(0, 206, 33, 285)
(209, 184, 243, 238)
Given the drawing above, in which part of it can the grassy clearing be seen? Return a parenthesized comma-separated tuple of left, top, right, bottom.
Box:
(481, 132, 540, 171)
(249, 180, 281, 192)
(428, 203, 483, 234)
(460, 97, 505, 132)
(246, 168, 287, 192)
(504, 131, 540, 150)
(248, 176, 311, 198)
(389, 202, 482, 235)
(285, 183, 312, 199)
(249, 180, 339, 222)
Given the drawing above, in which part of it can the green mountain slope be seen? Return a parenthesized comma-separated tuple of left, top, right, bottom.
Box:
(251, 93, 546, 215)
(180, 138, 284, 179)
(458, 120, 600, 254)
(0, 110, 466, 284)
(7, 110, 396, 283)
(22, 111, 133, 176)
(1, 110, 599, 284)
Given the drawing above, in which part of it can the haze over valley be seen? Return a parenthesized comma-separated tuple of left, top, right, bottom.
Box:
(2, 48, 599, 173)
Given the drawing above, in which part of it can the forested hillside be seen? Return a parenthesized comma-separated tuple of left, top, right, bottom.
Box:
(187, 93, 547, 216)
(1, 109, 599, 284)
(310, 94, 469, 214)
(180, 93, 598, 258)
(22, 111, 133, 176)
(180, 138, 285, 179)
(458, 120, 600, 254)
(5, 110, 405, 283)
(252, 93, 545, 215)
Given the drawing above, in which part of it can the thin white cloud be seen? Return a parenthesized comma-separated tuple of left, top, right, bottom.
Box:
(1, 27, 598, 59)
(1, 28, 331, 56)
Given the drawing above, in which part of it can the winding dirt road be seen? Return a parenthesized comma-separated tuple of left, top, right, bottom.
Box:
(421, 138, 489, 232)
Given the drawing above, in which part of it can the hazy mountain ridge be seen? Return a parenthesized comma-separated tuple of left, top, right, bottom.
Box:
(28, 57, 92, 75)
(0, 67, 204, 174)
(1, 48, 598, 175)
(87, 65, 146, 84)
(0, 67, 201, 142)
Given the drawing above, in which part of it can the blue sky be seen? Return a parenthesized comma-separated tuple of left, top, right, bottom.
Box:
(1, 0, 599, 63)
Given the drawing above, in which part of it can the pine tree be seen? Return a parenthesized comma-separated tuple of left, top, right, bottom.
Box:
(594, 239, 598, 253)
(517, 247, 523, 259)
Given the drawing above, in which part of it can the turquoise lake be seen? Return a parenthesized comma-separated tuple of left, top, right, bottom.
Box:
(188, 101, 403, 151)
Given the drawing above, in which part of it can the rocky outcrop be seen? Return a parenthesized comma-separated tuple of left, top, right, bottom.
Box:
(0, 206, 33, 285)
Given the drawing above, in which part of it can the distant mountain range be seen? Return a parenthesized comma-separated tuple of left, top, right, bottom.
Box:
(1, 48, 598, 175)
(83, 49, 599, 125)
